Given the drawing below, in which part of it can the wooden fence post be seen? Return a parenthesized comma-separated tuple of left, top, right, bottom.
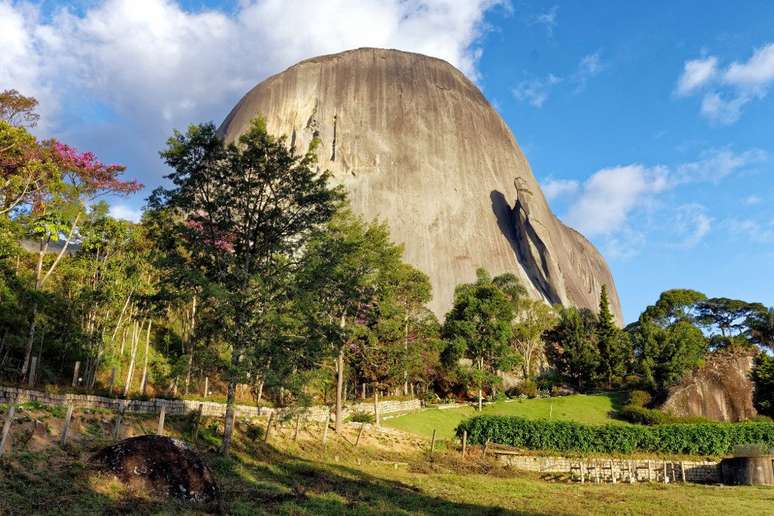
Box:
(72, 361, 80, 387)
(203, 377, 209, 399)
(193, 403, 203, 446)
(681, 461, 687, 483)
(60, 404, 74, 447)
(663, 462, 669, 484)
(28, 357, 37, 387)
(263, 412, 274, 443)
(113, 403, 125, 441)
(0, 404, 16, 457)
(461, 430, 467, 458)
(322, 411, 330, 447)
(355, 422, 365, 447)
(157, 405, 166, 436)
(293, 415, 301, 442)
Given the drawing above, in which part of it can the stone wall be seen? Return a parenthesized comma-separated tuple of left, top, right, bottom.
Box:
(0, 386, 420, 422)
(495, 453, 720, 483)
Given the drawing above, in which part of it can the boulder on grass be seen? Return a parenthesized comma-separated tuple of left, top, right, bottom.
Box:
(91, 435, 219, 505)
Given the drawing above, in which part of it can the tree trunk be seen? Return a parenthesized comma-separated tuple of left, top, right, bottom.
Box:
(220, 350, 240, 456)
(21, 301, 39, 380)
(140, 320, 152, 396)
(403, 317, 409, 396)
(123, 321, 139, 398)
(184, 296, 197, 395)
(374, 386, 381, 427)
(335, 345, 345, 433)
(478, 357, 483, 412)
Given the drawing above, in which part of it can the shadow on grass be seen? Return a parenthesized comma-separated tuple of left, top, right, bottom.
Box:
(212, 442, 542, 515)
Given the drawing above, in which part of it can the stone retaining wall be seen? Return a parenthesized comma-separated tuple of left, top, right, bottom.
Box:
(496, 453, 720, 483)
(0, 386, 420, 422)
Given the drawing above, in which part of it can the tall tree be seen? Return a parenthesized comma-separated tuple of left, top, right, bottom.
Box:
(441, 269, 517, 410)
(544, 307, 600, 392)
(511, 298, 557, 379)
(595, 285, 631, 388)
(751, 353, 774, 418)
(151, 119, 343, 455)
(299, 209, 406, 432)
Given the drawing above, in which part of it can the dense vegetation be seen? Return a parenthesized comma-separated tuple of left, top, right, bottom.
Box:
(2, 89, 773, 458)
(456, 415, 774, 456)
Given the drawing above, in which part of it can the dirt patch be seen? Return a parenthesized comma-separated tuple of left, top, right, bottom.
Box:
(91, 435, 219, 506)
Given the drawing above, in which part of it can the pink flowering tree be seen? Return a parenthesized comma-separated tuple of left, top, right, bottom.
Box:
(19, 138, 141, 380)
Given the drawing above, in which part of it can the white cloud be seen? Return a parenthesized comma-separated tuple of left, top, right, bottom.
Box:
(530, 5, 558, 36)
(726, 218, 774, 244)
(542, 178, 579, 201)
(565, 164, 668, 236)
(744, 195, 762, 205)
(672, 204, 712, 248)
(677, 43, 774, 124)
(674, 147, 767, 184)
(554, 148, 764, 256)
(0, 0, 505, 185)
(109, 204, 142, 223)
(724, 43, 774, 87)
(573, 52, 605, 92)
(675, 56, 717, 96)
(512, 74, 561, 108)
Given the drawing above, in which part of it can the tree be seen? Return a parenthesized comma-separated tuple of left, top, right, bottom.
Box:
(151, 119, 343, 455)
(441, 269, 517, 410)
(696, 297, 767, 347)
(544, 307, 600, 392)
(511, 298, 556, 379)
(299, 209, 406, 432)
(751, 353, 774, 418)
(748, 307, 774, 352)
(0, 89, 40, 128)
(595, 285, 631, 388)
(9, 126, 139, 381)
(641, 289, 706, 326)
(630, 318, 706, 397)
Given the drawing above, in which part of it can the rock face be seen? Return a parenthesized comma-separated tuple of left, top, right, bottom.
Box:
(661, 350, 758, 422)
(219, 48, 622, 322)
(91, 435, 219, 505)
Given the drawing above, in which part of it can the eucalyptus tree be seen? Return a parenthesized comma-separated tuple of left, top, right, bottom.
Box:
(150, 119, 342, 455)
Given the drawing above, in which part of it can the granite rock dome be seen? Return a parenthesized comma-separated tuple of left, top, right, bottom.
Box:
(219, 48, 623, 323)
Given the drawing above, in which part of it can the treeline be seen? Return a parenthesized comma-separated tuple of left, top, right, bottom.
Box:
(2, 90, 773, 455)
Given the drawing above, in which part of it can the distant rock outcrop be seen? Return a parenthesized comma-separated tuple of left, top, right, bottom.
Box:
(219, 48, 623, 322)
(661, 349, 758, 422)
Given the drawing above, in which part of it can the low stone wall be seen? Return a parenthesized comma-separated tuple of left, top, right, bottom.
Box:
(0, 386, 420, 422)
(496, 452, 720, 483)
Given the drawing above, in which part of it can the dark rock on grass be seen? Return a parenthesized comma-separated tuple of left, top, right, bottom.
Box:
(91, 435, 219, 505)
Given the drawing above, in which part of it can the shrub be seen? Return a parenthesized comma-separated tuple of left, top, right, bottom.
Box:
(617, 405, 666, 425)
(455, 415, 774, 456)
(626, 390, 652, 407)
(513, 380, 538, 398)
(347, 410, 375, 424)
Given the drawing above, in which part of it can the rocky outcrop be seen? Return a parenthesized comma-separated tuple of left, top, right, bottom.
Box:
(661, 350, 758, 422)
(219, 48, 622, 322)
(92, 435, 219, 504)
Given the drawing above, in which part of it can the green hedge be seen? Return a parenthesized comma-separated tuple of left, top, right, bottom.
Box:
(455, 415, 774, 456)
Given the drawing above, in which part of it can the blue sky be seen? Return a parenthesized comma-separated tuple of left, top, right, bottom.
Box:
(2, 0, 772, 322)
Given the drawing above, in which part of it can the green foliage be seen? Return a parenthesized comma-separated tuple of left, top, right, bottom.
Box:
(441, 269, 519, 407)
(544, 307, 600, 392)
(456, 415, 774, 455)
(347, 410, 375, 424)
(751, 353, 774, 418)
(626, 390, 652, 407)
(511, 380, 538, 398)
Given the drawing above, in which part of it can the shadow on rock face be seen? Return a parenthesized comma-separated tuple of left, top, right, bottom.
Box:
(91, 435, 219, 506)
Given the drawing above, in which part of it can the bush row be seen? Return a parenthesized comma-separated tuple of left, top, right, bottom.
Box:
(616, 405, 710, 425)
(455, 415, 774, 456)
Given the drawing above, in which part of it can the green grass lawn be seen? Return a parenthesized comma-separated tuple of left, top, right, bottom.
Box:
(384, 393, 628, 440)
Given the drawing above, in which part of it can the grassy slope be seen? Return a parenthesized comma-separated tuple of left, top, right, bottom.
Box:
(0, 407, 772, 516)
(384, 393, 628, 440)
